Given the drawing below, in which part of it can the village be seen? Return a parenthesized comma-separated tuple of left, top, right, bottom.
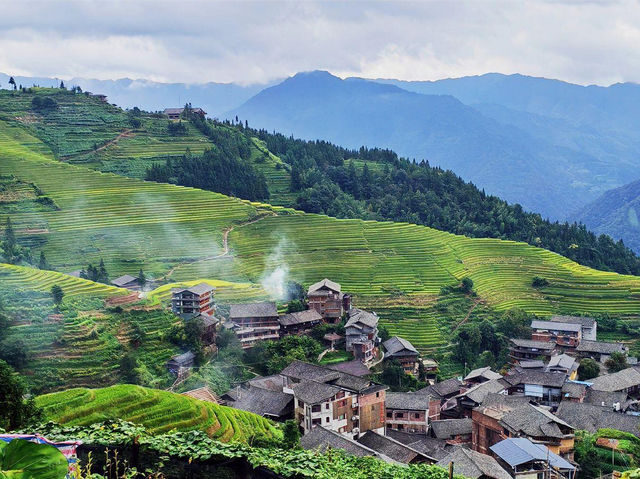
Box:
(116, 274, 640, 479)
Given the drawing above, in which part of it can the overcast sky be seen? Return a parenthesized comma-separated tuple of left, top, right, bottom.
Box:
(1, 0, 640, 86)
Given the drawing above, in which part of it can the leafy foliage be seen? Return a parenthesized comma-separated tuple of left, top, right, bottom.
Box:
(0, 439, 68, 479)
(0, 360, 41, 430)
(578, 358, 601, 380)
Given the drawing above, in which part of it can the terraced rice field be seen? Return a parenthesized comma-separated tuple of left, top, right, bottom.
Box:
(3, 116, 640, 354)
(36, 385, 282, 442)
(0, 263, 126, 298)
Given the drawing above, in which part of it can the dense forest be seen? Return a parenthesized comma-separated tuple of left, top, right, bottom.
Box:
(146, 114, 640, 275)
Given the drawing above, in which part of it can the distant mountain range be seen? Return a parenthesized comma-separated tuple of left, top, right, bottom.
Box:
(573, 179, 640, 253)
(0, 73, 275, 117)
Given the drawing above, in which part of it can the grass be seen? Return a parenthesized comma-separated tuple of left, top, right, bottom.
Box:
(319, 350, 353, 365)
(3, 93, 640, 356)
(36, 384, 282, 442)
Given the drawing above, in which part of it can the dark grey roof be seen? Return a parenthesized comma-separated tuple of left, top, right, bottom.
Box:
(418, 378, 462, 399)
(383, 336, 419, 357)
(386, 430, 458, 461)
(475, 393, 532, 413)
(547, 354, 576, 371)
(551, 315, 596, 328)
(556, 401, 640, 436)
(168, 351, 195, 364)
(385, 392, 430, 410)
(308, 278, 341, 294)
(346, 308, 378, 329)
(327, 360, 370, 377)
(172, 282, 214, 295)
(430, 418, 472, 440)
(225, 386, 292, 417)
(464, 366, 502, 382)
(292, 380, 342, 404)
(510, 338, 555, 350)
(436, 448, 512, 479)
(279, 309, 323, 326)
(248, 375, 286, 391)
(229, 302, 277, 319)
(459, 379, 507, 404)
(490, 438, 575, 470)
(357, 431, 433, 464)
(531, 320, 581, 333)
(280, 360, 373, 392)
(576, 340, 627, 355)
(584, 389, 628, 408)
(503, 370, 566, 388)
(562, 382, 586, 399)
(590, 367, 640, 392)
(518, 360, 545, 369)
(111, 274, 138, 286)
(300, 427, 391, 461)
(499, 404, 572, 439)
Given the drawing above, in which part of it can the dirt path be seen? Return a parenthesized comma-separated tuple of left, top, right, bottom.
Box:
(451, 298, 482, 333)
(159, 212, 274, 282)
(60, 129, 134, 160)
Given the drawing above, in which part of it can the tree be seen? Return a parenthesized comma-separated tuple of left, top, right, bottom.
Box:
(282, 419, 300, 449)
(417, 361, 427, 382)
(578, 358, 600, 380)
(38, 251, 48, 270)
(120, 352, 140, 384)
(50, 284, 64, 307)
(531, 276, 549, 288)
(378, 324, 391, 343)
(0, 312, 10, 343)
(286, 299, 306, 313)
(460, 277, 474, 294)
(605, 351, 629, 373)
(97, 258, 109, 284)
(8, 76, 16, 90)
(1, 217, 18, 263)
(59, 80, 65, 89)
(0, 338, 28, 369)
(0, 360, 41, 430)
(138, 268, 146, 287)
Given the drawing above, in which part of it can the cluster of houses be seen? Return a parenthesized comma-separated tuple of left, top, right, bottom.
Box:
(214, 313, 640, 479)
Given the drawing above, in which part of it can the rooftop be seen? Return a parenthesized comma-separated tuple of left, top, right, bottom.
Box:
(168, 351, 195, 364)
(327, 359, 370, 377)
(171, 282, 214, 296)
(430, 418, 472, 440)
(499, 404, 573, 439)
(490, 438, 575, 470)
(385, 392, 430, 410)
(300, 427, 391, 461)
(357, 431, 433, 464)
(308, 278, 342, 294)
(280, 360, 373, 392)
(502, 370, 566, 388)
(387, 430, 457, 461)
(551, 315, 596, 328)
(458, 379, 507, 404)
(531, 320, 582, 333)
(510, 338, 556, 350)
(224, 386, 292, 417)
(417, 377, 462, 399)
(436, 448, 512, 479)
(547, 353, 576, 371)
(111, 274, 139, 287)
(576, 340, 627, 355)
(229, 302, 278, 319)
(346, 308, 379, 329)
(518, 360, 545, 369)
(590, 367, 640, 392)
(291, 380, 342, 404)
(383, 336, 419, 357)
(278, 309, 323, 326)
(556, 401, 640, 436)
(464, 366, 502, 382)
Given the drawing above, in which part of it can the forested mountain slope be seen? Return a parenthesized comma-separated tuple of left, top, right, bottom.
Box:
(573, 179, 640, 254)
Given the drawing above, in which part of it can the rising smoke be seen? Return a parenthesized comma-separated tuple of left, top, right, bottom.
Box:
(260, 236, 293, 300)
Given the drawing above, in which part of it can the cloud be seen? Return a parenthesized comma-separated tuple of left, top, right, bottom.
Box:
(1, 0, 640, 85)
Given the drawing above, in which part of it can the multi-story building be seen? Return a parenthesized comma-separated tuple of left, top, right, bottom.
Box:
(279, 309, 324, 336)
(228, 302, 280, 349)
(345, 308, 379, 365)
(575, 340, 628, 363)
(501, 370, 566, 407)
(530, 320, 582, 348)
(383, 336, 420, 376)
(307, 278, 351, 323)
(490, 438, 576, 479)
(551, 315, 597, 341)
(171, 282, 215, 318)
(385, 392, 433, 434)
(509, 338, 556, 363)
(280, 360, 387, 439)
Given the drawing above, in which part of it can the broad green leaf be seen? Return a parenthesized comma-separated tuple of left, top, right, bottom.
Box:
(0, 439, 67, 479)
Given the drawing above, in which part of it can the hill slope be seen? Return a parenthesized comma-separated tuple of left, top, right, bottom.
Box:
(573, 179, 640, 254)
(2, 113, 640, 361)
(229, 71, 615, 220)
(36, 384, 281, 442)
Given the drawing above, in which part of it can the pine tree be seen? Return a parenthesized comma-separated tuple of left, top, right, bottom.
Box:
(138, 268, 146, 287)
(1, 217, 18, 263)
(38, 251, 48, 270)
(97, 258, 109, 284)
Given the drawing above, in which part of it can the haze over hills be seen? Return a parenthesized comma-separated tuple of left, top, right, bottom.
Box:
(573, 179, 640, 254)
(0, 72, 274, 117)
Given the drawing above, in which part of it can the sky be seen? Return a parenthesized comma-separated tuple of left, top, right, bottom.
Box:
(2, 0, 640, 86)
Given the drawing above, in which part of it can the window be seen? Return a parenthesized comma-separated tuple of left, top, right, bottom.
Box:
(414, 413, 421, 419)
(325, 403, 330, 410)
(396, 413, 404, 418)
(386, 412, 393, 419)
(338, 414, 346, 420)
(326, 417, 330, 423)
(376, 392, 380, 398)
(312, 405, 321, 413)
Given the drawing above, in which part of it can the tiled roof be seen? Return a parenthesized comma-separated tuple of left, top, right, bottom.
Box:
(499, 404, 572, 439)
(547, 354, 576, 370)
(417, 378, 462, 399)
(308, 278, 341, 294)
(111, 274, 138, 286)
(436, 448, 512, 479)
(387, 430, 457, 461)
(383, 336, 419, 357)
(281, 360, 378, 395)
(459, 379, 507, 404)
(464, 366, 502, 382)
(502, 370, 566, 388)
(562, 382, 586, 399)
(510, 338, 555, 350)
(385, 392, 430, 410)
(225, 386, 292, 417)
(327, 360, 370, 377)
(181, 386, 220, 403)
(584, 389, 628, 408)
(230, 302, 278, 319)
(531, 320, 582, 333)
(168, 351, 195, 364)
(291, 380, 341, 404)
(430, 418, 472, 440)
(300, 427, 392, 461)
(590, 367, 640, 392)
(556, 401, 640, 436)
(551, 315, 596, 328)
(357, 431, 433, 464)
(518, 360, 545, 369)
(279, 309, 323, 326)
(248, 375, 286, 391)
(576, 340, 627, 355)
(346, 308, 379, 329)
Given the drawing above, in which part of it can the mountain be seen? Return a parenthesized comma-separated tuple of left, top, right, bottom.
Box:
(573, 179, 640, 253)
(0, 72, 275, 116)
(228, 71, 625, 220)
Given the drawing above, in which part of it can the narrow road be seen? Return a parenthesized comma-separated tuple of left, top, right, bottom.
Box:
(60, 129, 134, 160)
(451, 298, 481, 333)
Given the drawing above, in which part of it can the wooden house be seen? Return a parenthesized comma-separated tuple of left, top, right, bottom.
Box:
(383, 336, 420, 376)
(167, 351, 195, 374)
(229, 302, 280, 349)
(345, 309, 379, 365)
(307, 278, 351, 322)
(279, 309, 323, 336)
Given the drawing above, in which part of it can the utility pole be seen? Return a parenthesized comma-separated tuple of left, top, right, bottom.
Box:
(449, 461, 454, 479)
